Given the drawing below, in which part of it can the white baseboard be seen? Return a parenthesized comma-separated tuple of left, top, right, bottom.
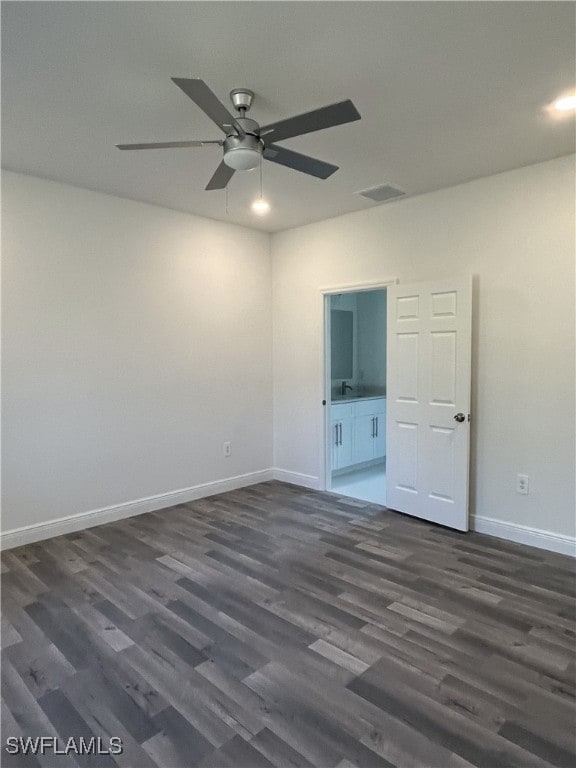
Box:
(4, 474, 572, 559)
(271, 468, 321, 490)
(472, 514, 576, 557)
(0, 469, 274, 551)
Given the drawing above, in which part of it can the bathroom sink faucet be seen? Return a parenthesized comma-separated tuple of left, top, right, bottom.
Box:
(341, 381, 353, 395)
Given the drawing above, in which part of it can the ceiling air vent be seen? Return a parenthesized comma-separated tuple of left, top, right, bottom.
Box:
(356, 184, 406, 203)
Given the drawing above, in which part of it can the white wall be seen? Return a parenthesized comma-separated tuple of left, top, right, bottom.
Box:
(2, 172, 272, 533)
(272, 155, 575, 542)
(3, 157, 575, 552)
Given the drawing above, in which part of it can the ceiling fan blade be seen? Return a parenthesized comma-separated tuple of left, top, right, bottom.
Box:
(116, 140, 222, 150)
(172, 78, 245, 137)
(205, 160, 235, 190)
(264, 144, 338, 179)
(260, 99, 360, 143)
(117, 140, 221, 151)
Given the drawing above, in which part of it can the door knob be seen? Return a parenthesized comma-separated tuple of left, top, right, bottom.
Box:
(454, 412, 465, 423)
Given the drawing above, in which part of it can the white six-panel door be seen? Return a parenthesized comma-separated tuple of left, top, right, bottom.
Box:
(386, 277, 472, 530)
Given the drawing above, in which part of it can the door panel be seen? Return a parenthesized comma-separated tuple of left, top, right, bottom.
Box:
(430, 331, 456, 405)
(394, 421, 419, 514)
(428, 426, 455, 499)
(396, 333, 419, 402)
(387, 276, 472, 530)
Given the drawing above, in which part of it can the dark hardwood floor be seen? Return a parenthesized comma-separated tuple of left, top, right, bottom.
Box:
(1, 481, 575, 767)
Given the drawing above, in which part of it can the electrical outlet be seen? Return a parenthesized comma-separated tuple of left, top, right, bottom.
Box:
(223, 441, 231, 458)
(516, 474, 529, 494)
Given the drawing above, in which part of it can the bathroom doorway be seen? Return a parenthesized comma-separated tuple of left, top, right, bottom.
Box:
(325, 287, 387, 505)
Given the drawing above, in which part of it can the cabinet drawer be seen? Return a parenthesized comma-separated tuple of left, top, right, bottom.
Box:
(354, 398, 385, 417)
(331, 403, 354, 419)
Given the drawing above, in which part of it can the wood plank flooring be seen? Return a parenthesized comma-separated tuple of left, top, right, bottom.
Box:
(2, 481, 575, 767)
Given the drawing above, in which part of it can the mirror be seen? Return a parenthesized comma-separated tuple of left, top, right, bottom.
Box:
(331, 309, 353, 379)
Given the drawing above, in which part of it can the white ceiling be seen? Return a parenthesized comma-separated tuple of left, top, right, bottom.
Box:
(2, 2, 575, 233)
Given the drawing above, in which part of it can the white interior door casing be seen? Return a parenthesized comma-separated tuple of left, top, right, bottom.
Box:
(386, 276, 472, 531)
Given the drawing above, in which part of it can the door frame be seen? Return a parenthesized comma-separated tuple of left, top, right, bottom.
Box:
(320, 279, 397, 493)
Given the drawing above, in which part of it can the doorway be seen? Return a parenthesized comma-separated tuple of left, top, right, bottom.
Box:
(326, 288, 387, 505)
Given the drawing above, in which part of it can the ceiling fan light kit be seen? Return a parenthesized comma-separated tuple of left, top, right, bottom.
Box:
(223, 90, 263, 170)
(223, 121, 263, 171)
(223, 139, 262, 171)
(117, 78, 361, 192)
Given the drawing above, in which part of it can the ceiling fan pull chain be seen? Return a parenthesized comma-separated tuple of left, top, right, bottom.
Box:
(259, 157, 263, 199)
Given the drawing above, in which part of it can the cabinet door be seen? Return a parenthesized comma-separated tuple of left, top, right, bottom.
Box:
(331, 418, 354, 470)
(353, 414, 376, 464)
(331, 421, 341, 469)
(373, 412, 386, 459)
(338, 417, 354, 469)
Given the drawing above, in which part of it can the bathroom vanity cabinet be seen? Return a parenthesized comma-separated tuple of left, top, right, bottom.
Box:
(331, 397, 386, 471)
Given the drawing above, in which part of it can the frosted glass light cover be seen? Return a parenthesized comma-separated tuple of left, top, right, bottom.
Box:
(223, 148, 261, 170)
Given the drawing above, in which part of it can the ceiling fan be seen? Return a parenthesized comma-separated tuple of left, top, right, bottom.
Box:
(117, 78, 361, 190)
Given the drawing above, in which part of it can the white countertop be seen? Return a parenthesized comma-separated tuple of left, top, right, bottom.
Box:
(331, 394, 386, 404)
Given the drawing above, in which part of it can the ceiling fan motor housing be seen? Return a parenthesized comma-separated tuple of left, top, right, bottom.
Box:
(223, 116, 263, 170)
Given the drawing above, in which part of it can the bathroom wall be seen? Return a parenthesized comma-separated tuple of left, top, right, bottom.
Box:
(357, 290, 387, 396)
(330, 292, 358, 398)
(330, 290, 387, 399)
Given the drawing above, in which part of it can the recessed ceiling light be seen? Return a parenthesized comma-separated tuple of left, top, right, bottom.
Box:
(554, 95, 576, 111)
(251, 198, 270, 215)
